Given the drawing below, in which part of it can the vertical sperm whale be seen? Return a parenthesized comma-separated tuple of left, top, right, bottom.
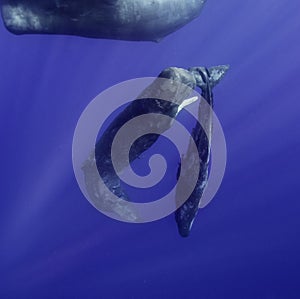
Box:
(1, 0, 207, 41)
(175, 65, 229, 237)
(82, 67, 198, 221)
(82, 65, 228, 225)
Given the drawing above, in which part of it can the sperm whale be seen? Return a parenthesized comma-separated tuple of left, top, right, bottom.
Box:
(82, 67, 199, 221)
(175, 65, 229, 237)
(82, 65, 228, 226)
(1, 0, 207, 41)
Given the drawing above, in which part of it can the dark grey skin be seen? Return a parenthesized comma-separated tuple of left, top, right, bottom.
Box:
(95, 67, 197, 176)
(175, 65, 229, 237)
(82, 65, 228, 225)
(1, 0, 207, 41)
(82, 67, 198, 221)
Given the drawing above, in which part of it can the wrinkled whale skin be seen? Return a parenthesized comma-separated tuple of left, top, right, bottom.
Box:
(1, 0, 207, 41)
(82, 65, 229, 227)
(82, 67, 198, 221)
(175, 65, 229, 237)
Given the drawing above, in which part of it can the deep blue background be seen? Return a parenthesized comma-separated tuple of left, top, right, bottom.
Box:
(1, 1, 300, 298)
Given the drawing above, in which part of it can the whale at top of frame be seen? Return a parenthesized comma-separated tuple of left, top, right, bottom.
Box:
(1, 0, 207, 41)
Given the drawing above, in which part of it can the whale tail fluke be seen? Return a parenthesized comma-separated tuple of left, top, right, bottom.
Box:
(189, 65, 230, 90)
(208, 65, 230, 88)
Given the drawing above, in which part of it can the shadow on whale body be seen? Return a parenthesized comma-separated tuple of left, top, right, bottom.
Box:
(175, 65, 229, 237)
(80, 65, 229, 236)
(1, 0, 207, 41)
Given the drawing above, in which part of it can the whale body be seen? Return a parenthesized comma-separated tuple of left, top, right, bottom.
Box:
(1, 0, 207, 41)
(81, 65, 228, 230)
(82, 67, 199, 221)
(175, 65, 229, 237)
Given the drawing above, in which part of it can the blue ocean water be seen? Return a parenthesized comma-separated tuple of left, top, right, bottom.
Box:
(1, 1, 300, 298)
